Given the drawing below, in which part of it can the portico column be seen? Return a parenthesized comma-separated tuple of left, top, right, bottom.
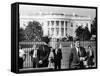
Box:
(64, 21, 66, 37)
(54, 21, 56, 37)
(49, 21, 52, 37)
(88, 22, 91, 32)
(59, 21, 61, 38)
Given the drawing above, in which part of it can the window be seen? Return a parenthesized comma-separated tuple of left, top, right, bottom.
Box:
(51, 21, 54, 26)
(61, 21, 64, 27)
(56, 21, 59, 26)
(65, 21, 67, 27)
(71, 23, 73, 27)
(65, 28, 67, 35)
(51, 28, 54, 34)
(56, 28, 59, 36)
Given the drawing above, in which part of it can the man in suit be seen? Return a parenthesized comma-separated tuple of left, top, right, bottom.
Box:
(69, 39, 87, 69)
(37, 44, 50, 68)
(30, 44, 39, 68)
(53, 44, 62, 70)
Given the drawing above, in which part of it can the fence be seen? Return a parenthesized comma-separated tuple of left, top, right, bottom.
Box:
(61, 41, 96, 69)
(19, 41, 46, 68)
(19, 40, 96, 69)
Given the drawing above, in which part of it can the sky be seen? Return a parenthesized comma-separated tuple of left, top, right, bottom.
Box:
(19, 4, 96, 19)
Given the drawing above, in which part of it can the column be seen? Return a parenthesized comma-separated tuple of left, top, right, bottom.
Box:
(54, 21, 56, 37)
(88, 22, 91, 32)
(49, 21, 51, 37)
(64, 21, 66, 37)
(44, 20, 48, 36)
(59, 21, 61, 38)
(53, 21, 56, 49)
(73, 22, 76, 38)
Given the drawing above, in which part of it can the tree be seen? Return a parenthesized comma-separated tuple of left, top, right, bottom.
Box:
(19, 28, 25, 41)
(91, 17, 96, 35)
(75, 26, 84, 40)
(75, 26, 91, 40)
(68, 36, 73, 41)
(42, 36, 50, 44)
(83, 26, 91, 40)
(24, 21, 43, 41)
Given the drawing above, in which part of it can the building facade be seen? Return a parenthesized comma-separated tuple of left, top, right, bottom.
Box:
(20, 12, 92, 39)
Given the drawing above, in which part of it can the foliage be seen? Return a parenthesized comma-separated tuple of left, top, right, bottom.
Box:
(19, 28, 25, 41)
(75, 26, 91, 40)
(42, 36, 50, 44)
(91, 17, 96, 35)
(19, 21, 43, 41)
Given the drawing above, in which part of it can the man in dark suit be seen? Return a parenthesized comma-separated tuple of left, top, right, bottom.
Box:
(29, 44, 39, 68)
(37, 44, 50, 68)
(53, 44, 62, 70)
(69, 39, 87, 69)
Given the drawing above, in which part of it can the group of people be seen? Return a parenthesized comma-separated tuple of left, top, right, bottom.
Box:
(69, 39, 95, 69)
(18, 39, 95, 70)
(18, 41, 62, 70)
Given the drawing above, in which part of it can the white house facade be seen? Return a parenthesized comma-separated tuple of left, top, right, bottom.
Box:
(20, 12, 92, 39)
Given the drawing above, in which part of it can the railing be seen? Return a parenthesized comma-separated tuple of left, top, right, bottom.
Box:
(19, 40, 96, 69)
(19, 41, 45, 68)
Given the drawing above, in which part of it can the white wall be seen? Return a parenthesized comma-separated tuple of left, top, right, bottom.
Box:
(0, 0, 99, 76)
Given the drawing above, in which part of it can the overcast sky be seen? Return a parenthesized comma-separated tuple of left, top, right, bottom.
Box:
(19, 5, 96, 19)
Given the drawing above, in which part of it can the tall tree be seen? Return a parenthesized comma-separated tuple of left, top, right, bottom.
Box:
(75, 26, 91, 40)
(91, 17, 96, 35)
(24, 21, 43, 41)
(75, 26, 84, 40)
(83, 26, 91, 40)
(19, 28, 25, 41)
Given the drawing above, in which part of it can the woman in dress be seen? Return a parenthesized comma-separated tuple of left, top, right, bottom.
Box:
(48, 47, 54, 69)
(86, 45, 95, 68)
